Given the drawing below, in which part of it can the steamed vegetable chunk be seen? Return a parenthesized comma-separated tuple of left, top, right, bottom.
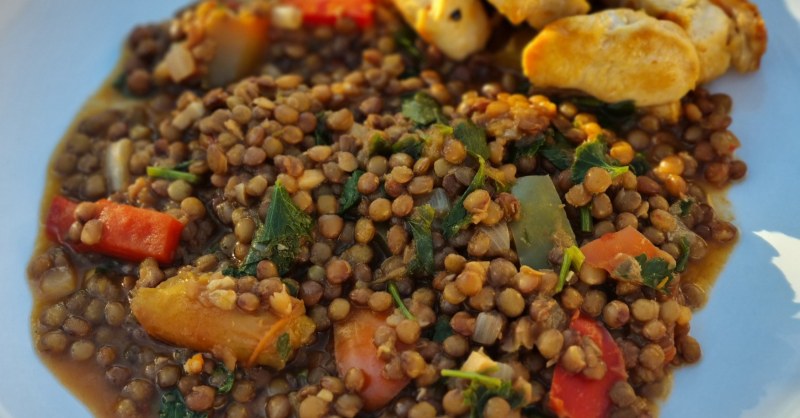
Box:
(131, 271, 315, 369)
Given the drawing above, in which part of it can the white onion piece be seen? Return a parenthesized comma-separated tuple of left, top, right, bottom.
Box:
(428, 188, 451, 217)
(472, 311, 504, 345)
(105, 138, 132, 192)
(479, 222, 510, 256)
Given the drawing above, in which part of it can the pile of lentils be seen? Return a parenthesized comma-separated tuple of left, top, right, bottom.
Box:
(28, 1, 745, 418)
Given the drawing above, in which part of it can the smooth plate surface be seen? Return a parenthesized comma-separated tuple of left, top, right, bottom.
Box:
(0, 1, 799, 417)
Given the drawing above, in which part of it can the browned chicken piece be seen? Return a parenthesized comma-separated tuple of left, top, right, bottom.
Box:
(392, 0, 491, 60)
(710, 0, 767, 72)
(487, 0, 591, 28)
(604, 0, 766, 80)
(523, 9, 700, 106)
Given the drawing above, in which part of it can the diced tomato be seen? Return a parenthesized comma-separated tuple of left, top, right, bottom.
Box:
(549, 313, 628, 418)
(580, 226, 662, 274)
(45, 196, 185, 264)
(333, 309, 410, 411)
(282, 0, 376, 28)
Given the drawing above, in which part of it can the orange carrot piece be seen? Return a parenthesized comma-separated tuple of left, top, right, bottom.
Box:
(549, 313, 628, 418)
(45, 196, 185, 264)
(333, 309, 410, 411)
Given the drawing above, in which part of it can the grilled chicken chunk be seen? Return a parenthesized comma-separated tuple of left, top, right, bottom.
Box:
(605, 0, 766, 81)
(487, 0, 590, 28)
(523, 9, 699, 106)
(392, 0, 491, 60)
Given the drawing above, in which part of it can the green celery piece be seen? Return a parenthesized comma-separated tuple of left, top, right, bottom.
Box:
(226, 182, 313, 277)
(339, 170, 365, 214)
(146, 166, 200, 184)
(441, 157, 487, 239)
(510, 176, 576, 269)
(571, 140, 629, 184)
(407, 205, 435, 276)
(454, 120, 490, 159)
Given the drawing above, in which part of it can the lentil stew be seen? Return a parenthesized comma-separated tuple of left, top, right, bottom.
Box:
(27, 1, 757, 417)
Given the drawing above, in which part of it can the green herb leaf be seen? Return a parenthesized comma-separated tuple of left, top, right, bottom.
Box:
(432, 315, 453, 343)
(539, 130, 574, 170)
(454, 120, 490, 159)
(173, 160, 195, 171)
(634, 254, 674, 290)
(571, 97, 637, 131)
(441, 156, 487, 239)
(402, 91, 448, 127)
(339, 170, 365, 214)
(388, 281, 415, 320)
(557, 245, 585, 292)
(277, 332, 292, 362)
(147, 166, 200, 184)
(211, 364, 234, 394)
(159, 389, 208, 418)
(512, 135, 545, 163)
(678, 199, 694, 217)
(392, 134, 425, 159)
(580, 206, 593, 233)
(630, 153, 650, 176)
(225, 182, 313, 277)
(395, 25, 422, 78)
(315, 112, 332, 145)
(571, 140, 629, 184)
(442, 370, 525, 418)
(369, 134, 392, 156)
(676, 237, 690, 273)
(408, 205, 435, 276)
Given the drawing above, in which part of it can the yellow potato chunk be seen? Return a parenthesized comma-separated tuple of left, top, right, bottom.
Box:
(488, 0, 590, 29)
(131, 271, 315, 369)
(523, 9, 700, 106)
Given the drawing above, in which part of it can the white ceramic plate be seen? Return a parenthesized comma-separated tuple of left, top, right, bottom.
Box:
(1, 1, 799, 417)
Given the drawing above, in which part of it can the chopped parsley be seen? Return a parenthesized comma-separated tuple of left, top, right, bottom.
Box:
(314, 112, 332, 145)
(369, 134, 392, 156)
(224, 182, 313, 277)
(210, 364, 234, 394)
(630, 153, 650, 176)
(454, 120, 490, 159)
(392, 134, 425, 158)
(159, 389, 207, 418)
(402, 91, 448, 127)
(432, 315, 453, 343)
(339, 170, 365, 214)
(441, 370, 524, 418)
(676, 237, 691, 273)
(571, 140, 629, 184)
(635, 254, 674, 290)
(539, 129, 574, 170)
(441, 156, 487, 239)
(571, 97, 637, 131)
(407, 205, 435, 276)
(276, 332, 292, 362)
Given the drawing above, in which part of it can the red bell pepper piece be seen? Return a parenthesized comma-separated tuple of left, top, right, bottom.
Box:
(549, 313, 628, 418)
(45, 195, 184, 264)
(282, 0, 376, 28)
(580, 226, 663, 274)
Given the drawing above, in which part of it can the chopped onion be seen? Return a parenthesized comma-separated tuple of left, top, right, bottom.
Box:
(472, 311, 504, 345)
(479, 222, 510, 256)
(105, 138, 132, 192)
(271, 5, 303, 30)
(163, 42, 196, 82)
(428, 188, 451, 217)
